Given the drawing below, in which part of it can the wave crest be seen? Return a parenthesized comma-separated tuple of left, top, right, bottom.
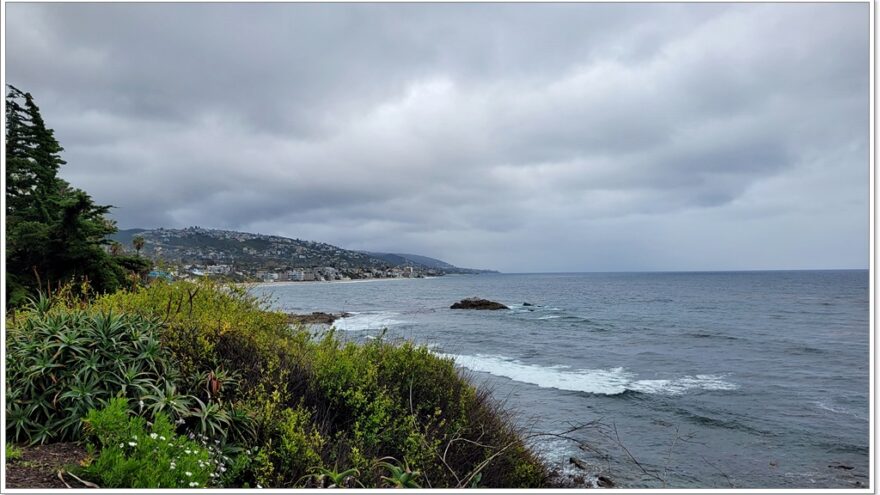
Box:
(436, 352, 737, 396)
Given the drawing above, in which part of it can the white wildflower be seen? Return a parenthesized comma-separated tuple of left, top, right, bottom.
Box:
(149, 432, 158, 440)
(159, 435, 166, 441)
(119, 443, 124, 448)
(128, 441, 137, 447)
(185, 449, 192, 454)
(185, 471, 193, 477)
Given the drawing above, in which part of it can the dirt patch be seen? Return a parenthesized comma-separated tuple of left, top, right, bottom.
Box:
(6, 442, 89, 489)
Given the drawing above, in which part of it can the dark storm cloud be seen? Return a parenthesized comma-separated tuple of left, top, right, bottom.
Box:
(5, 3, 869, 271)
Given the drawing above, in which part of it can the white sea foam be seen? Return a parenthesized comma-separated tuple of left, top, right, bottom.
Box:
(333, 312, 404, 331)
(813, 400, 868, 421)
(537, 315, 561, 320)
(628, 375, 738, 394)
(435, 353, 737, 396)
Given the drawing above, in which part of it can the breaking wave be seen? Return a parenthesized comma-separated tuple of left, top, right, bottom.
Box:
(333, 311, 405, 331)
(435, 352, 737, 396)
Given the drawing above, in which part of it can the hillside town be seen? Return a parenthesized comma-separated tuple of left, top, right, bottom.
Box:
(112, 227, 463, 283)
(184, 263, 437, 283)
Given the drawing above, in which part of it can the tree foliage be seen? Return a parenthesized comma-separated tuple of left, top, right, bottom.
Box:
(5, 85, 147, 306)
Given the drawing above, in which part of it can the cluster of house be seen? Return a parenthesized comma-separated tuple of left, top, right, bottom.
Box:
(165, 263, 428, 283)
(254, 266, 419, 283)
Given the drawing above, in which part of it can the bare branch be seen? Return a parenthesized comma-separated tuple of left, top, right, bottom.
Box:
(701, 456, 735, 488)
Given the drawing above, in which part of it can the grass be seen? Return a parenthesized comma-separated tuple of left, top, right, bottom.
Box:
(6, 442, 23, 462)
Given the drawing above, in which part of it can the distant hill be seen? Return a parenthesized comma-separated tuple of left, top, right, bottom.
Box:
(109, 227, 497, 274)
(109, 228, 148, 248)
(362, 252, 495, 274)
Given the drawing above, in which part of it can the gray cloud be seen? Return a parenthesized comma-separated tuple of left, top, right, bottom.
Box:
(5, 3, 869, 271)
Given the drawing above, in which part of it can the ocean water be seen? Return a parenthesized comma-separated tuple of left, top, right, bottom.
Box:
(251, 270, 870, 488)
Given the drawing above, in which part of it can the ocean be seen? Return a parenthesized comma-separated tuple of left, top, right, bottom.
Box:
(250, 270, 870, 488)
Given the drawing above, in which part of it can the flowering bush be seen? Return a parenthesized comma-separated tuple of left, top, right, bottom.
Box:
(79, 398, 224, 488)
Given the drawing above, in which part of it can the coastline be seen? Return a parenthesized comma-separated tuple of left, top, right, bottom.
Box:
(243, 276, 439, 289)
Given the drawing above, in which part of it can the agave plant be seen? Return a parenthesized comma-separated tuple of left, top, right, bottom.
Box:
(187, 367, 240, 403)
(142, 381, 193, 421)
(305, 466, 363, 488)
(26, 292, 54, 315)
(5, 308, 177, 444)
(107, 361, 155, 397)
(135, 333, 163, 371)
(188, 398, 232, 439)
(223, 402, 257, 444)
(51, 329, 89, 360)
(5, 401, 34, 444)
(376, 457, 421, 489)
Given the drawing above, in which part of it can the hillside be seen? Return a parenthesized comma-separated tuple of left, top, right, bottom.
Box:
(362, 252, 495, 274)
(109, 227, 496, 278)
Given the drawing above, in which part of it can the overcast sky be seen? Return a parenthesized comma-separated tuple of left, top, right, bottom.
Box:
(5, 3, 869, 272)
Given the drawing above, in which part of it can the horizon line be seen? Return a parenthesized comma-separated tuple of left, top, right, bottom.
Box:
(492, 268, 869, 275)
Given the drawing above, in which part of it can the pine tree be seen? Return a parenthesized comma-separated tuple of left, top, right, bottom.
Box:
(5, 85, 148, 305)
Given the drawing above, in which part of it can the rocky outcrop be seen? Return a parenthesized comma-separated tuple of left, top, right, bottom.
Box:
(287, 312, 351, 325)
(450, 298, 509, 310)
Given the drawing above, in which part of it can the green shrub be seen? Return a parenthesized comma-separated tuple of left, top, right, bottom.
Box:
(93, 279, 292, 381)
(257, 405, 326, 486)
(304, 332, 549, 488)
(6, 442, 23, 462)
(79, 398, 216, 488)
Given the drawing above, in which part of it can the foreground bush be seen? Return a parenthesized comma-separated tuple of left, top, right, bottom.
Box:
(79, 398, 216, 488)
(7, 280, 550, 487)
(5, 300, 174, 444)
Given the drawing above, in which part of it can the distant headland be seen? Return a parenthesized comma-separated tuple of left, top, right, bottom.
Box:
(109, 227, 498, 283)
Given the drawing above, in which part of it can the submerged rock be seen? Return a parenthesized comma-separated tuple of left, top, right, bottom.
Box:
(450, 298, 509, 310)
(523, 302, 534, 306)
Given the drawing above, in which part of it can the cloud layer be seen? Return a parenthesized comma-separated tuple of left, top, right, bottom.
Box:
(5, 3, 869, 271)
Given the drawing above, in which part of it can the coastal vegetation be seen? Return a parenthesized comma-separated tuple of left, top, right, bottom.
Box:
(4, 85, 552, 488)
(7, 280, 550, 488)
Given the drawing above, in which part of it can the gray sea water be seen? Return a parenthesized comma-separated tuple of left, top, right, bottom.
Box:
(251, 270, 870, 488)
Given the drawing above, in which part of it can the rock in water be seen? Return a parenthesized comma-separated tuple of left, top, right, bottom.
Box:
(287, 312, 351, 324)
(568, 457, 589, 471)
(450, 298, 509, 310)
(596, 476, 614, 488)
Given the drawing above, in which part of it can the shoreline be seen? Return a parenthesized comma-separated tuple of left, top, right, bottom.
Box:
(243, 276, 439, 288)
